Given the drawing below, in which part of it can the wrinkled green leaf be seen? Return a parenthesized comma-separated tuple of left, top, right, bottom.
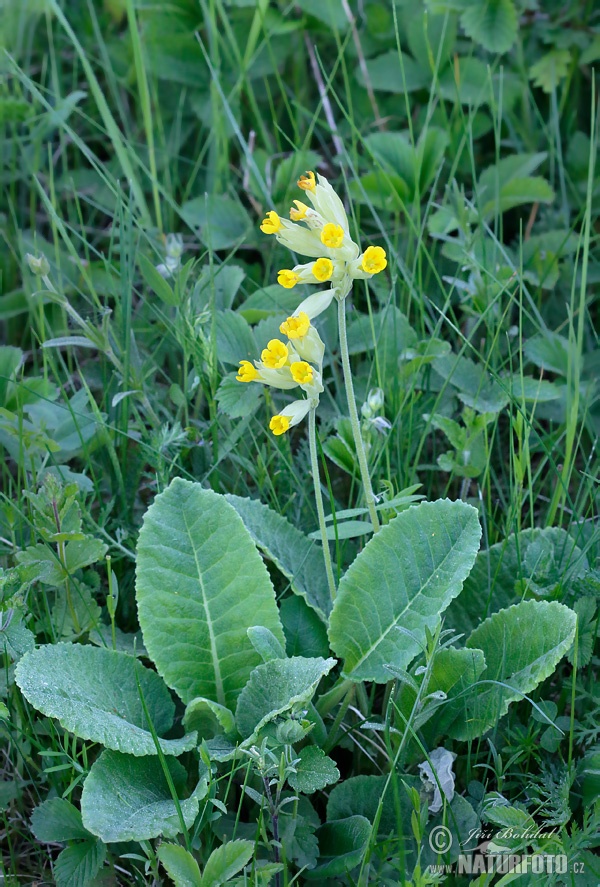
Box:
(136, 479, 284, 710)
(328, 500, 481, 682)
(81, 750, 206, 842)
(15, 644, 195, 756)
(235, 656, 336, 739)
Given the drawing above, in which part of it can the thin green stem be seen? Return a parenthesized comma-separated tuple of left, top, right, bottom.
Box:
(337, 296, 381, 532)
(308, 407, 337, 602)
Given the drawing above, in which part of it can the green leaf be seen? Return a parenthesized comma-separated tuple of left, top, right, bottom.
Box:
(215, 375, 262, 420)
(481, 177, 555, 219)
(295, 0, 349, 31)
(326, 775, 403, 837)
(158, 844, 202, 887)
(530, 49, 571, 93)
(235, 656, 336, 739)
(183, 697, 236, 739)
(138, 253, 178, 307)
(288, 747, 339, 794)
(225, 494, 331, 620)
(31, 798, 91, 842)
(305, 816, 371, 878)
(136, 479, 284, 710)
(357, 50, 430, 94)
(194, 264, 245, 312)
(447, 527, 587, 635)
(201, 839, 254, 887)
(438, 57, 520, 108)
(448, 601, 577, 740)
(0, 346, 23, 405)
(460, 0, 517, 54)
(215, 311, 256, 366)
(81, 750, 206, 842)
(328, 500, 481, 682)
(54, 839, 107, 887)
(247, 626, 286, 663)
(181, 196, 252, 251)
(280, 596, 330, 659)
(15, 644, 195, 756)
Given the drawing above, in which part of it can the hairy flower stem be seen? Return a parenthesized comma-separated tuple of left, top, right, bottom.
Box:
(337, 297, 381, 533)
(308, 407, 337, 602)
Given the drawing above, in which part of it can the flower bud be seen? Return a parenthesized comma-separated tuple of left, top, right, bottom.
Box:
(26, 253, 50, 277)
(367, 388, 385, 412)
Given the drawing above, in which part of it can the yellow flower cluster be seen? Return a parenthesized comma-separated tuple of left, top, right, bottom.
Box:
(236, 312, 324, 435)
(240, 170, 387, 435)
(259, 169, 388, 308)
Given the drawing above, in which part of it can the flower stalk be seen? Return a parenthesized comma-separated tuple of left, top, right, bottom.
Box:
(308, 407, 337, 601)
(337, 296, 381, 533)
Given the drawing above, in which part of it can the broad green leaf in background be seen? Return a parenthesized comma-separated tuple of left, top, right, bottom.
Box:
(447, 527, 588, 634)
(225, 495, 331, 619)
(194, 264, 245, 312)
(181, 195, 252, 251)
(460, 0, 518, 55)
(447, 600, 577, 740)
(183, 697, 236, 739)
(15, 644, 195, 756)
(235, 656, 336, 740)
(305, 816, 371, 878)
(326, 775, 410, 836)
(328, 500, 482, 682)
(136, 479, 285, 710)
(287, 747, 340, 794)
(81, 751, 207, 842)
(201, 839, 255, 887)
(31, 797, 91, 842)
(247, 626, 286, 662)
(280, 596, 330, 659)
(356, 50, 430, 94)
(215, 375, 262, 420)
(215, 310, 256, 366)
(158, 844, 202, 887)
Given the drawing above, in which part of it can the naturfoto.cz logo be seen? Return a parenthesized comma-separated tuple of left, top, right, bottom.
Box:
(427, 825, 587, 877)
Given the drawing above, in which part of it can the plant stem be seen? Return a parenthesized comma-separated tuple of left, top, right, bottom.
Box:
(308, 407, 337, 602)
(337, 296, 381, 533)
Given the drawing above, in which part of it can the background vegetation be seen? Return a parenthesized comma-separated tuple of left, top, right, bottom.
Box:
(1, 0, 599, 884)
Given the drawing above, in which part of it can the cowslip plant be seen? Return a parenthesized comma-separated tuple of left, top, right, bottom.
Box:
(240, 171, 388, 542)
(12, 168, 582, 885)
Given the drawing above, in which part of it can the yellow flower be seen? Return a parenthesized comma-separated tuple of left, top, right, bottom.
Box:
(297, 170, 316, 192)
(261, 339, 289, 369)
(290, 200, 309, 221)
(280, 311, 310, 339)
(290, 361, 314, 385)
(278, 269, 300, 289)
(321, 223, 344, 249)
(236, 360, 258, 382)
(260, 211, 281, 235)
(361, 245, 387, 274)
(270, 415, 291, 435)
(312, 257, 334, 282)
